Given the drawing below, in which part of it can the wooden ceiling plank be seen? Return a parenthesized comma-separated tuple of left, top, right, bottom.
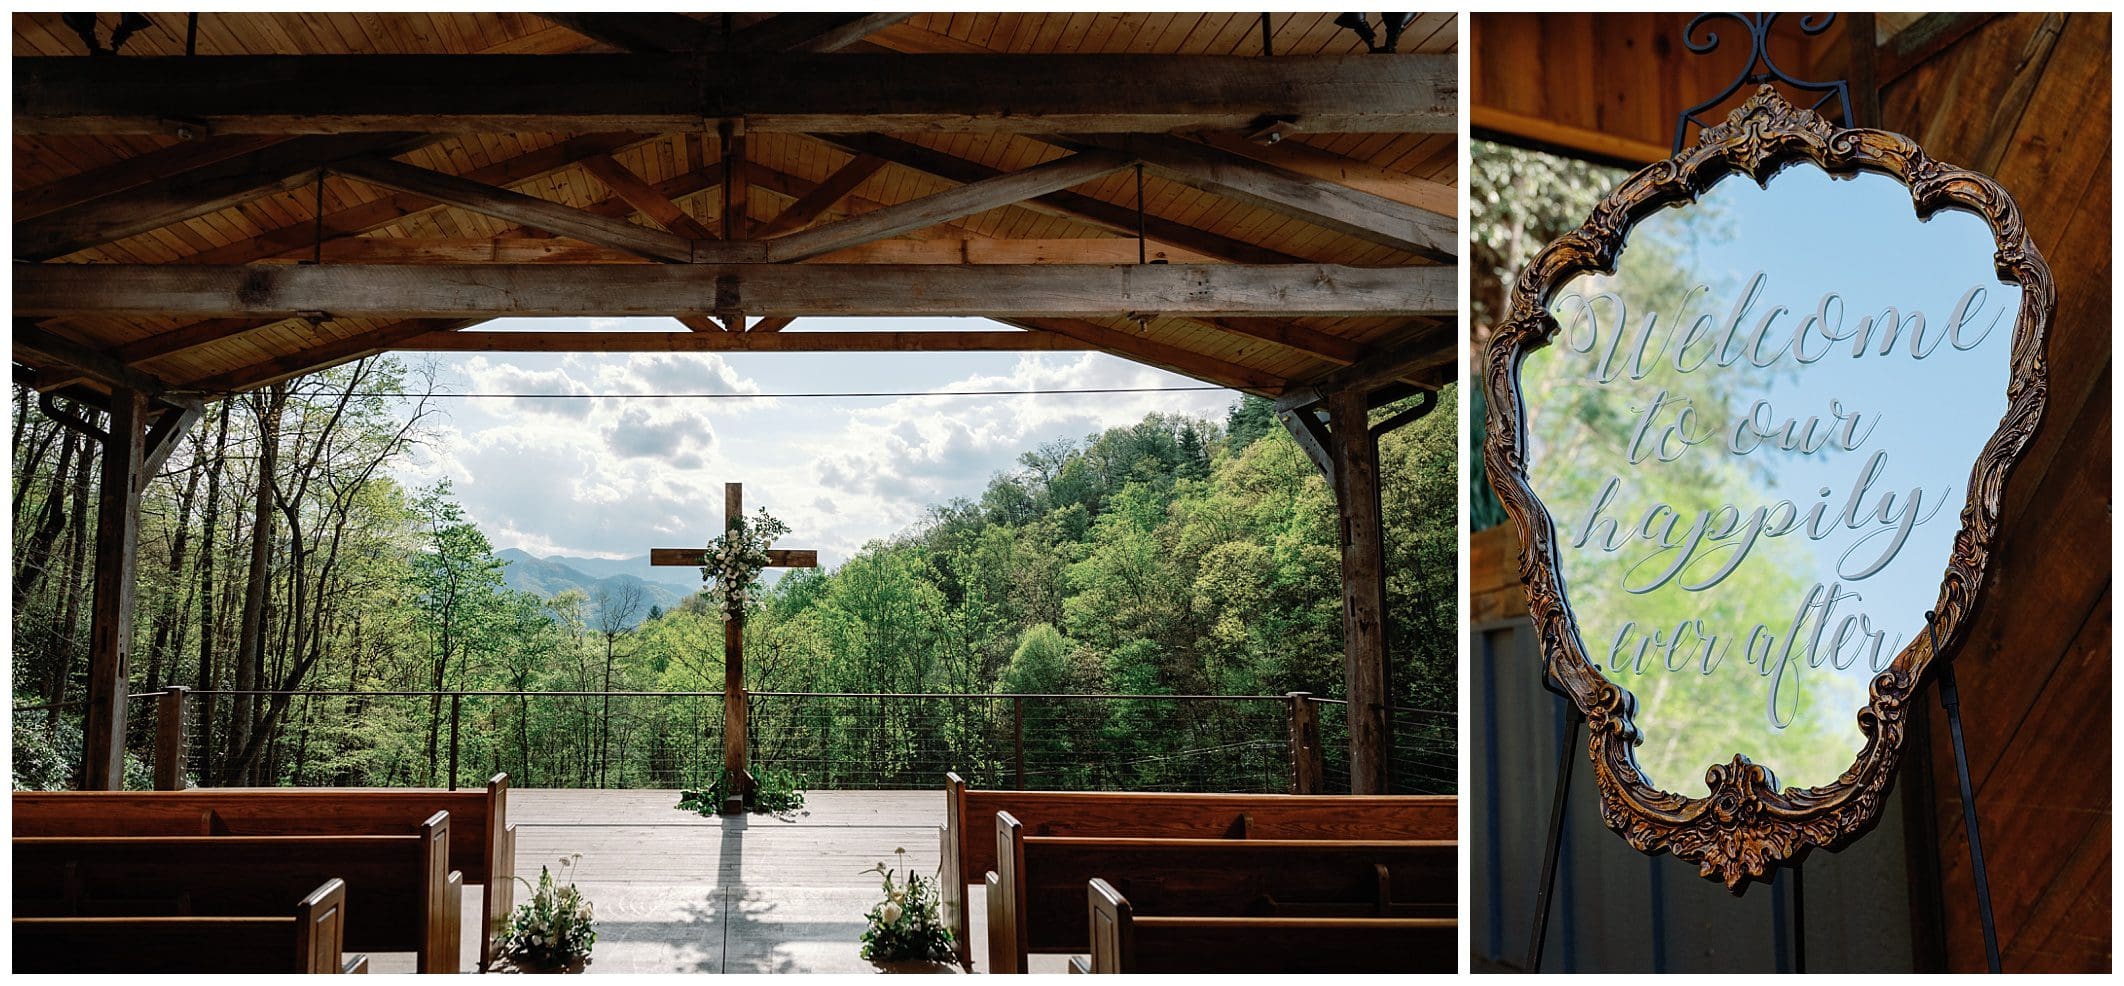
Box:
(15, 53, 1459, 135)
(766, 149, 1136, 262)
(331, 155, 694, 262)
(20, 262, 1458, 320)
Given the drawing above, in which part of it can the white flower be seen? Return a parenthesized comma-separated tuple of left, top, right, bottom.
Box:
(879, 901, 904, 925)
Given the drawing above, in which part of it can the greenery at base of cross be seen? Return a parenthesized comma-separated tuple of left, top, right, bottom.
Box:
(676, 765, 807, 818)
(10, 369, 1456, 793)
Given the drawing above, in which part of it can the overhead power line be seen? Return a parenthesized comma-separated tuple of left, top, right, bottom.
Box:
(352, 386, 1235, 400)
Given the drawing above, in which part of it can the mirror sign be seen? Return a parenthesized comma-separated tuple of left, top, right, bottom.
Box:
(1484, 87, 2054, 890)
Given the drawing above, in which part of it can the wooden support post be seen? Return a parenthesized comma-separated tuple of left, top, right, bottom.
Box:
(154, 685, 189, 790)
(1325, 388, 1390, 794)
(721, 481, 751, 813)
(1287, 691, 1323, 795)
(84, 387, 148, 790)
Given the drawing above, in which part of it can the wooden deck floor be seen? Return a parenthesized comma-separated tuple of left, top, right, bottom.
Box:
(388, 788, 1054, 974)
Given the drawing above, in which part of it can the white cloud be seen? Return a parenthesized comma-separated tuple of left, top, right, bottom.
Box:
(390, 343, 1239, 566)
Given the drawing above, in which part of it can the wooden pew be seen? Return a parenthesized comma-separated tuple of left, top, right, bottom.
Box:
(13, 773, 514, 968)
(15, 810, 460, 973)
(13, 878, 365, 974)
(1081, 877, 1456, 973)
(938, 771, 1456, 964)
(989, 811, 1455, 973)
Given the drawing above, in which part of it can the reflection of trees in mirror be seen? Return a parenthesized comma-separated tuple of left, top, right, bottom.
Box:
(1520, 161, 2015, 798)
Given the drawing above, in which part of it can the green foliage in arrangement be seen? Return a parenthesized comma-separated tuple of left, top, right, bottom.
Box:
(503, 856, 597, 972)
(858, 849, 957, 966)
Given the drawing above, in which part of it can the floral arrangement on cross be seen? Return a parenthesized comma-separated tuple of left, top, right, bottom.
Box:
(700, 508, 790, 622)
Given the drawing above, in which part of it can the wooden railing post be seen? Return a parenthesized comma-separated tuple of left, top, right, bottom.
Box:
(1287, 691, 1323, 795)
(154, 685, 189, 790)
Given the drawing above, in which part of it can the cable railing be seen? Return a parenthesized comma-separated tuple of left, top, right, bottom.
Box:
(18, 689, 1458, 798)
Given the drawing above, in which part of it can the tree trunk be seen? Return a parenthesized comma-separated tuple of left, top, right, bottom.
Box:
(14, 425, 79, 612)
(145, 436, 203, 692)
(227, 386, 284, 785)
(194, 402, 230, 784)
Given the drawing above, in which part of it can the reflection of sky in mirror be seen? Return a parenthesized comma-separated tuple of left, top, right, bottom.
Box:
(1529, 162, 2017, 796)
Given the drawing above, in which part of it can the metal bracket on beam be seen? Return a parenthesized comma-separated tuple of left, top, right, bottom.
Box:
(1275, 387, 1336, 482)
(1370, 389, 1437, 437)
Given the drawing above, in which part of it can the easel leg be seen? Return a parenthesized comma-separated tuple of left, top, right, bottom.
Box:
(1525, 704, 1581, 974)
(1928, 612, 2002, 973)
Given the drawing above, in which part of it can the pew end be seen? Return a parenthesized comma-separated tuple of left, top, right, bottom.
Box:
(1083, 878, 1458, 973)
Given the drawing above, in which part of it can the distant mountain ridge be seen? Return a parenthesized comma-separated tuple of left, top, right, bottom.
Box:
(494, 548, 699, 628)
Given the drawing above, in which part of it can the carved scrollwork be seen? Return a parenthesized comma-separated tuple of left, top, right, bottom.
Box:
(1481, 86, 2055, 892)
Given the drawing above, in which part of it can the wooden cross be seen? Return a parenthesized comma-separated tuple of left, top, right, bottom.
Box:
(649, 482, 816, 811)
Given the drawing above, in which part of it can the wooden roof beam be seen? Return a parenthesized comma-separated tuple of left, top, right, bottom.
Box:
(181, 318, 489, 395)
(1002, 317, 1283, 394)
(115, 144, 722, 366)
(540, 13, 713, 52)
(15, 321, 176, 398)
(18, 263, 1458, 320)
(332, 156, 697, 263)
(765, 150, 1136, 262)
(729, 13, 915, 53)
(15, 133, 434, 260)
(820, 134, 1304, 265)
(756, 154, 887, 237)
(15, 54, 1457, 136)
(1076, 134, 1457, 262)
(393, 330, 1092, 353)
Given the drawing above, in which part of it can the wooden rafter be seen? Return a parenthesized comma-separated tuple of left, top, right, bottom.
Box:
(1080, 135, 1456, 261)
(14, 134, 285, 222)
(332, 156, 696, 263)
(728, 13, 914, 53)
(16, 133, 434, 260)
(180, 318, 488, 394)
(756, 154, 887, 237)
(539, 12, 712, 52)
(1002, 317, 1283, 394)
(573, 154, 722, 332)
(820, 133, 1304, 265)
(14, 54, 1458, 136)
(116, 145, 724, 366)
(18, 263, 1457, 320)
(765, 150, 1136, 263)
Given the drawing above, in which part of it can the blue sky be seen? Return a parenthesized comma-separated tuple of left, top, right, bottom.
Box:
(387, 316, 1241, 566)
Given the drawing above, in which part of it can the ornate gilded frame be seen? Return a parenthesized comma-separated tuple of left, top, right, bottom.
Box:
(1481, 86, 2055, 891)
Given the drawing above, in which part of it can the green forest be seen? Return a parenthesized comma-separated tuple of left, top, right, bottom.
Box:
(11, 367, 1456, 795)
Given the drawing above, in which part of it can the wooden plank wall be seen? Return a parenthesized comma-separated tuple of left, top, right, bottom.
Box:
(1470, 11, 2111, 973)
(1875, 13, 2112, 974)
(1470, 13, 1853, 164)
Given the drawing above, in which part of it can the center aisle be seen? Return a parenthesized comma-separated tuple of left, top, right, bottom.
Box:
(509, 788, 986, 974)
